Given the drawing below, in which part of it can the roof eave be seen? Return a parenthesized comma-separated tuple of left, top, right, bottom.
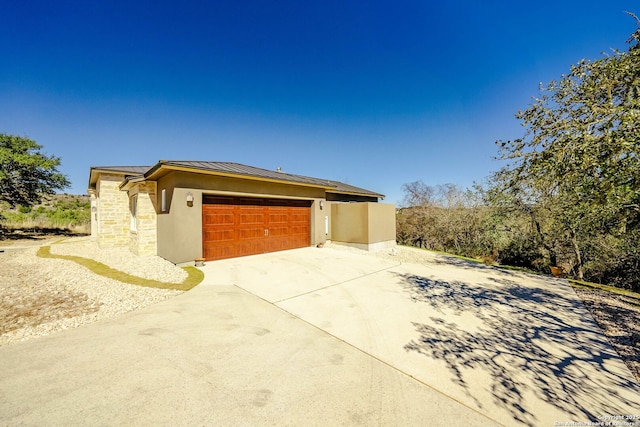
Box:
(327, 190, 385, 199)
(145, 163, 337, 191)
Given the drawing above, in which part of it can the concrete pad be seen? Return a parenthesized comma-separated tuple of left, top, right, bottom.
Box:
(273, 251, 640, 426)
(0, 280, 496, 426)
(199, 247, 400, 302)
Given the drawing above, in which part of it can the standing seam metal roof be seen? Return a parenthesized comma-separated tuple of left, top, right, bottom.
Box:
(92, 161, 383, 198)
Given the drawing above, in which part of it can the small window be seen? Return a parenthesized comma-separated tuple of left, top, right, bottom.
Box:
(161, 189, 166, 212)
(130, 194, 138, 232)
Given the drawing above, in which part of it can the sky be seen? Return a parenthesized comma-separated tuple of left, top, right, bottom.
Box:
(0, 1, 636, 205)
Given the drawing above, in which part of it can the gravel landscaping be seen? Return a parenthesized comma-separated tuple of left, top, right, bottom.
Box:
(0, 237, 184, 346)
(2, 239, 638, 384)
(573, 287, 640, 381)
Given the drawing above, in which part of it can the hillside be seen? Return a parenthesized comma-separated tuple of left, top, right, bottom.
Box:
(0, 194, 91, 238)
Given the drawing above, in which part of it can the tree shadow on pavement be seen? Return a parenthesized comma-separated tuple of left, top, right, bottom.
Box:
(398, 273, 640, 426)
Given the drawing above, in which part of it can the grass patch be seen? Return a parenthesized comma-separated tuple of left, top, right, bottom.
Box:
(37, 246, 204, 291)
(398, 245, 484, 264)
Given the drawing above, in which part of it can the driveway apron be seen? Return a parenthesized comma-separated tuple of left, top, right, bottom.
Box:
(0, 250, 495, 426)
(1, 247, 639, 426)
(206, 247, 640, 427)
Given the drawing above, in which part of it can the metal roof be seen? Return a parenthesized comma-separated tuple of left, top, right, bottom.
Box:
(153, 161, 335, 188)
(92, 161, 383, 198)
(90, 166, 152, 174)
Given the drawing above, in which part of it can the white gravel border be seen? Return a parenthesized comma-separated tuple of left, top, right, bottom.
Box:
(0, 238, 187, 347)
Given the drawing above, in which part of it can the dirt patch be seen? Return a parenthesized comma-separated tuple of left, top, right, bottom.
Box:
(0, 247, 101, 335)
(0, 240, 182, 346)
(0, 285, 101, 335)
(573, 287, 640, 382)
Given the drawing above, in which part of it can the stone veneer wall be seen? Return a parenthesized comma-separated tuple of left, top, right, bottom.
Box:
(96, 174, 131, 247)
(128, 181, 158, 256)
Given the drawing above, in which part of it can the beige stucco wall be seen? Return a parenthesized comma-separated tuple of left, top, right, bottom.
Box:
(95, 173, 130, 247)
(156, 171, 331, 263)
(312, 199, 332, 245)
(331, 202, 396, 250)
(157, 186, 203, 264)
(331, 202, 368, 244)
(367, 203, 396, 244)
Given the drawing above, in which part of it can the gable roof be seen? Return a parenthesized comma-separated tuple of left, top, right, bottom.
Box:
(90, 160, 383, 199)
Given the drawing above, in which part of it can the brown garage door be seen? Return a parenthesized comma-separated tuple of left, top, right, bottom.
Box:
(202, 195, 312, 260)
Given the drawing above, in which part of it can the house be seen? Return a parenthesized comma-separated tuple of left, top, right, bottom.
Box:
(88, 160, 396, 264)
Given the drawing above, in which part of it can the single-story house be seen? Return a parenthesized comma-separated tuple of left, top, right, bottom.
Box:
(88, 160, 396, 264)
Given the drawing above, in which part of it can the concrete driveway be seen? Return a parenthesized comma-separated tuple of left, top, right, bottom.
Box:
(1, 247, 639, 426)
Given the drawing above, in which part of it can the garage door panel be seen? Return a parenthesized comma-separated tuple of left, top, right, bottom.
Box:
(269, 225, 290, 235)
(237, 240, 267, 255)
(203, 211, 234, 225)
(204, 229, 235, 242)
(290, 212, 309, 223)
(203, 196, 311, 260)
(291, 225, 309, 234)
(238, 213, 265, 226)
(238, 227, 265, 240)
(205, 244, 236, 260)
(268, 213, 288, 224)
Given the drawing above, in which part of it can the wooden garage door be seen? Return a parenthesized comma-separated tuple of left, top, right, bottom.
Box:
(202, 196, 312, 260)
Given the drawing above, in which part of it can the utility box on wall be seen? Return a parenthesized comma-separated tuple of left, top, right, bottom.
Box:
(330, 202, 396, 251)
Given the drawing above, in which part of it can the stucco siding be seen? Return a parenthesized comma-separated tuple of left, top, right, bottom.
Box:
(331, 202, 396, 250)
(156, 171, 328, 263)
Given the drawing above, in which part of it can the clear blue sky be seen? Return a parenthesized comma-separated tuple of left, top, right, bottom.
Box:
(0, 1, 635, 204)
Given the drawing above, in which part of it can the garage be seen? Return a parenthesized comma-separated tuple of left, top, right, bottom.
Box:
(202, 195, 312, 260)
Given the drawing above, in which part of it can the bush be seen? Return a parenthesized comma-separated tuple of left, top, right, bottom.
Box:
(0, 195, 90, 233)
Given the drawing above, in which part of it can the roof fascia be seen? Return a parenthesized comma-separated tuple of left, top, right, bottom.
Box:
(119, 176, 146, 191)
(327, 190, 385, 199)
(145, 163, 336, 191)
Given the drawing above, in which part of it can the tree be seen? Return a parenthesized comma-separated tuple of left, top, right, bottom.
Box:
(489, 15, 640, 282)
(398, 181, 498, 258)
(0, 134, 70, 208)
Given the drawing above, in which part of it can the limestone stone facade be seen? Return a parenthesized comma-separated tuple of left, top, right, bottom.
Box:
(91, 173, 158, 256)
(127, 181, 158, 256)
(95, 174, 131, 247)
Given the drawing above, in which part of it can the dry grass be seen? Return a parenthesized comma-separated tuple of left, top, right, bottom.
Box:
(0, 285, 100, 335)
(1, 221, 90, 235)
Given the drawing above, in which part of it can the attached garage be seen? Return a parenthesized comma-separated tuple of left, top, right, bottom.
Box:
(89, 160, 395, 264)
(202, 195, 312, 260)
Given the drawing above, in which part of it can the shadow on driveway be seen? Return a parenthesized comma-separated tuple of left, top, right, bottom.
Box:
(399, 273, 640, 427)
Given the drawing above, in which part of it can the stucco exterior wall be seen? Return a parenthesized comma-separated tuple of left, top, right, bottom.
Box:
(331, 202, 396, 251)
(157, 185, 204, 264)
(312, 200, 332, 245)
(331, 203, 368, 244)
(96, 173, 130, 247)
(156, 171, 331, 263)
(367, 203, 396, 244)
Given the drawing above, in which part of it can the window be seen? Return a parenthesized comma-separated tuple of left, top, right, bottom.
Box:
(161, 189, 166, 212)
(130, 194, 138, 232)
